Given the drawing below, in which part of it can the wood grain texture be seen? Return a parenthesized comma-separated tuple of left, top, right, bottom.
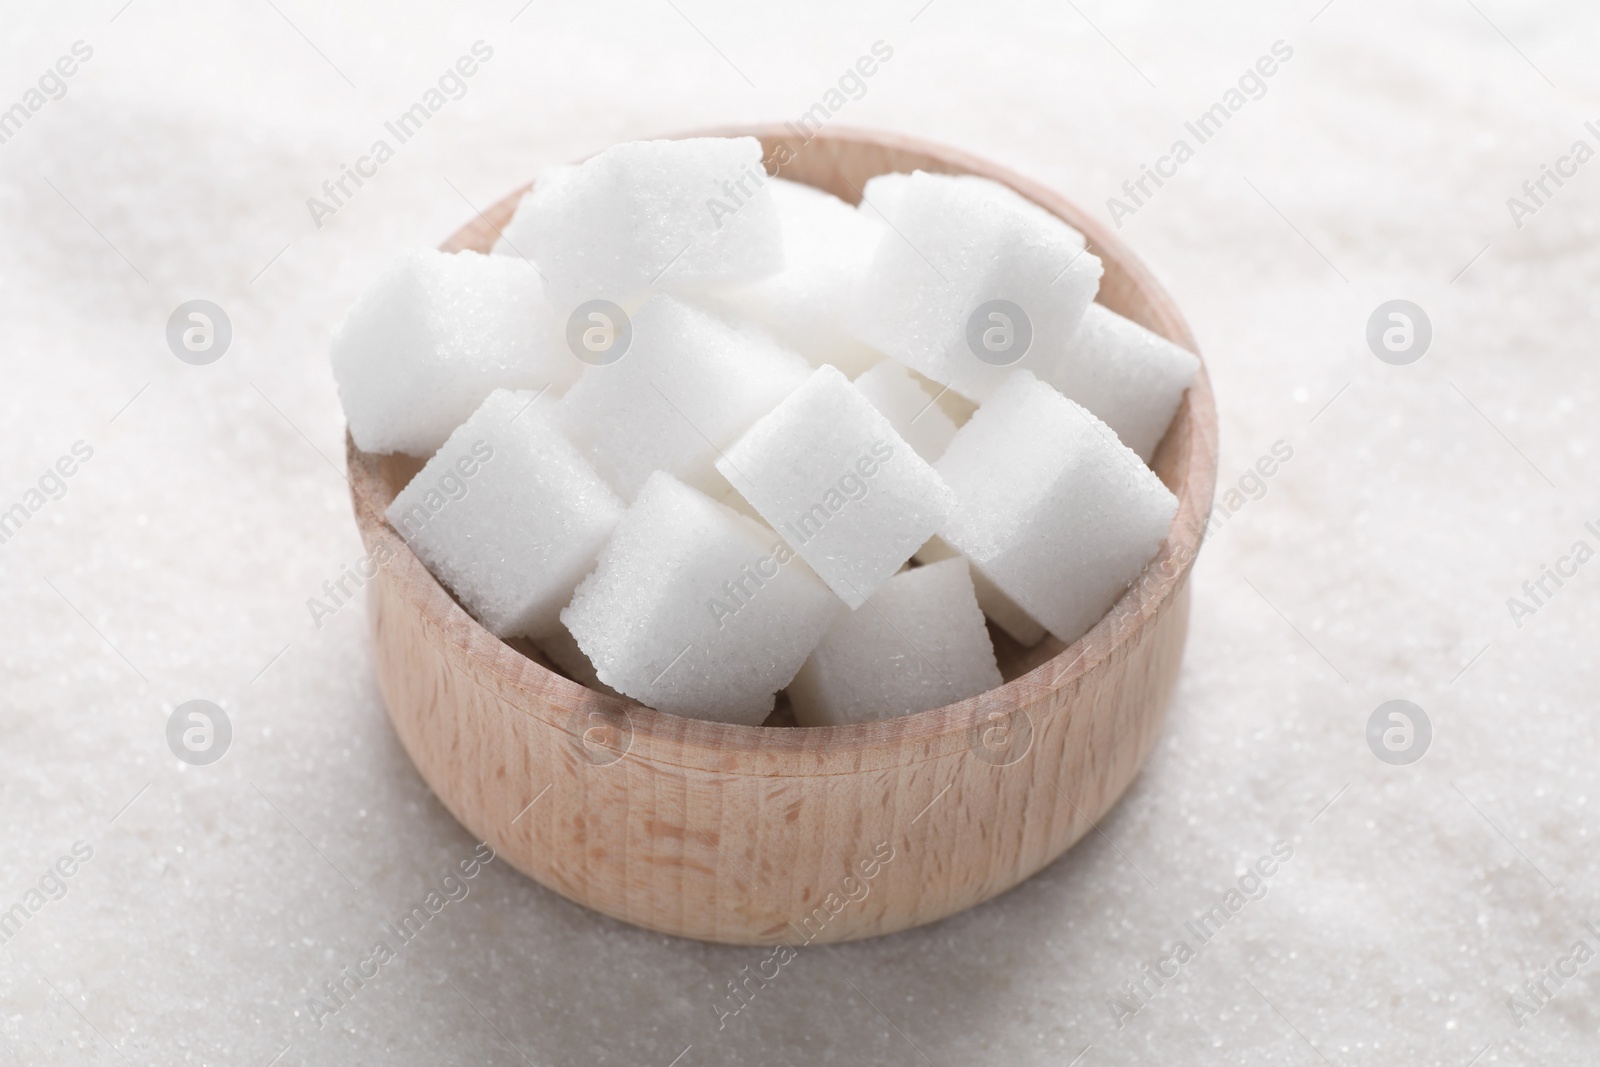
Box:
(347, 126, 1218, 944)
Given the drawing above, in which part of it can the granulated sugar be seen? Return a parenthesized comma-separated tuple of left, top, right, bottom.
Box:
(3, 3, 1596, 1065)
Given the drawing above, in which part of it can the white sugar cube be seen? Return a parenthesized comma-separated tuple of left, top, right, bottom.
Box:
(493, 137, 784, 307)
(717, 365, 957, 609)
(852, 361, 958, 463)
(705, 469, 764, 521)
(861, 171, 1086, 251)
(848, 171, 1102, 403)
(482, 164, 576, 267)
(915, 536, 1046, 646)
(562, 473, 842, 724)
(1040, 302, 1199, 462)
(788, 557, 1003, 726)
(715, 177, 886, 377)
(936, 371, 1177, 645)
(558, 293, 811, 500)
(386, 389, 624, 639)
(857, 171, 916, 224)
(331, 249, 576, 456)
(534, 623, 620, 697)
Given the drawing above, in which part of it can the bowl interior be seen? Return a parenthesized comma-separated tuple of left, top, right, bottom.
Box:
(349, 125, 1215, 753)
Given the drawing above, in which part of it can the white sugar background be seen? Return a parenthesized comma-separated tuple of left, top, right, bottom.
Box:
(1, 0, 1596, 1063)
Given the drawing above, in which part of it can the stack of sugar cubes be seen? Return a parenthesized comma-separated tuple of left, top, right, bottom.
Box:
(329, 136, 1198, 728)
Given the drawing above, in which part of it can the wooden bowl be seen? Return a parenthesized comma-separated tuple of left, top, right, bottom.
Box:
(346, 126, 1217, 945)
